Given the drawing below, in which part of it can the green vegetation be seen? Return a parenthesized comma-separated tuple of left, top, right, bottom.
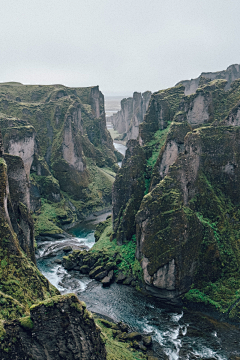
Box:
(19, 316, 34, 330)
(145, 125, 171, 169)
(108, 127, 127, 145)
(0, 82, 120, 235)
(95, 317, 147, 360)
(32, 199, 65, 235)
(92, 226, 142, 280)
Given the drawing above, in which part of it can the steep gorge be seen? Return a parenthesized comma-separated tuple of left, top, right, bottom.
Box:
(2, 67, 240, 358)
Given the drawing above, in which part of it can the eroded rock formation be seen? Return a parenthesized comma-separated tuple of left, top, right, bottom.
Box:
(109, 91, 152, 140)
(177, 63, 240, 95)
(0, 83, 120, 235)
(0, 131, 106, 359)
(112, 139, 146, 245)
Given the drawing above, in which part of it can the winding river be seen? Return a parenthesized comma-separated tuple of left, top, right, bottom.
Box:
(35, 141, 240, 359)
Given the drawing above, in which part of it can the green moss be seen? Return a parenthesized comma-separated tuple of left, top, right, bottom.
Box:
(91, 223, 143, 282)
(33, 200, 63, 235)
(139, 84, 185, 144)
(145, 125, 171, 169)
(95, 317, 147, 360)
(19, 316, 34, 330)
(30, 293, 78, 311)
(0, 292, 27, 320)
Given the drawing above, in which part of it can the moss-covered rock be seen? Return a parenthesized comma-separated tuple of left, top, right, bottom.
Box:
(3, 153, 35, 262)
(0, 147, 107, 358)
(63, 218, 144, 289)
(0, 83, 119, 234)
(0, 150, 59, 318)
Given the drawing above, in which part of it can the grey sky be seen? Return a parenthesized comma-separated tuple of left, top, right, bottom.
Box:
(1, 0, 240, 95)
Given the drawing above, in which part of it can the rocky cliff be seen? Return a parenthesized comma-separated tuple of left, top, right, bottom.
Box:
(0, 82, 120, 235)
(108, 91, 152, 140)
(111, 75, 240, 320)
(1, 294, 106, 360)
(0, 130, 107, 359)
(177, 63, 240, 95)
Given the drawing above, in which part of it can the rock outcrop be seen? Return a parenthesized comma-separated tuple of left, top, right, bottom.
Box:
(109, 91, 152, 140)
(0, 83, 120, 235)
(111, 74, 240, 319)
(177, 63, 240, 95)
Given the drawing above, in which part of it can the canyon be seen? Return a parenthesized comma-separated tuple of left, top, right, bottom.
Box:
(1, 64, 240, 359)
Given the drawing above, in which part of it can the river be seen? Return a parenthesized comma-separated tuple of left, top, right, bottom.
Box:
(35, 140, 240, 359)
(36, 212, 240, 360)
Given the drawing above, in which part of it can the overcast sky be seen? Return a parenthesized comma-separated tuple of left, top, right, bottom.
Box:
(0, 0, 240, 96)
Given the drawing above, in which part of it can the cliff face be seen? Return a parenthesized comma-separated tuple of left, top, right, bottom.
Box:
(112, 76, 240, 319)
(1, 294, 106, 360)
(177, 63, 240, 95)
(0, 138, 59, 312)
(109, 91, 152, 140)
(112, 139, 146, 245)
(0, 131, 106, 359)
(0, 83, 119, 234)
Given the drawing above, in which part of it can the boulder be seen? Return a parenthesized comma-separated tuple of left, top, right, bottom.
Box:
(79, 265, 90, 274)
(54, 259, 62, 264)
(123, 276, 134, 285)
(142, 335, 152, 347)
(62, 245, 72, 252)
(116, 272, 127, 283)
(101, 270, 114, 287)
(89, 265, 105, 278)
(95, 270, 108, 281)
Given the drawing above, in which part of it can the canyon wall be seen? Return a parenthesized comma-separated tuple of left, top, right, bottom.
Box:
(112, 74, 240, 320)
(0, 129, 107, 359)
(108, 91, 152, 140)
(176, 63, 240, 95)
(0, 83, 120, 235)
